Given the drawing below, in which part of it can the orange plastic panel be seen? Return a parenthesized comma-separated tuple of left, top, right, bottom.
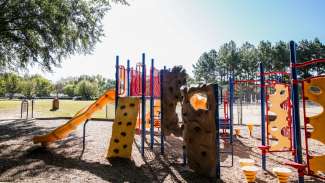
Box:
(304, 77, 325, 173)
(268, 84, 291, 151)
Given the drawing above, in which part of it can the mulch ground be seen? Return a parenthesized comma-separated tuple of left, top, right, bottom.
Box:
(0, 119, 324, 183)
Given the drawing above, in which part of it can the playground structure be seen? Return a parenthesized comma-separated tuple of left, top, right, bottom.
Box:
(28, 41, 325, 182)
(30, 53, 235, 179)
(284, 41, 325, 182)
(229, 41, 325, 182)
(115, 54, 162, 155)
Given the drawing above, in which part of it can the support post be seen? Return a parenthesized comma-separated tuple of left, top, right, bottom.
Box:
(229, 77, 234, 166)
(290, 41, 304, 183)
(31, 99, 34, 118)
(160, 66, 166, 155)
(260, 63, 266, 170)
(150, 58, 155, 149)
(127, 59, 130, 96)
(26, 101, 29, 119)
(105, 105, 108, 119)
(20, 101, 23, 118)
(141, 53, 146, 156)
(115, 55, 119, 110)
(214, 83, 220, 179)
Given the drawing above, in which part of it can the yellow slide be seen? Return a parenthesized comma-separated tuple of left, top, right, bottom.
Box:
(33, 89, 116, 145)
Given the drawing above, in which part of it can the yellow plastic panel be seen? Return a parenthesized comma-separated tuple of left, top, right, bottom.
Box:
(137, 99, 161, 129)
(106, 97, 140, 159)
(33, 89, 116, 144)
(304, 77, 325, 173)
(268, 84, 291, 151)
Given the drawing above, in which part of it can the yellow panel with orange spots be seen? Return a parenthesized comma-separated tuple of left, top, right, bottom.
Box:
(268, 84, 291, 151)
(106, 97, 140, 159)
(303, 76, 325, 173)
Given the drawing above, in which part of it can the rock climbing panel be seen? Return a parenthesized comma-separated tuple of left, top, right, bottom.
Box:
(268, 84, 291, 151)
(303, 77, 325, 173)
(106, 97, 140, 159)
(161, 68, 187, 137)
(181, 84, 216, 177)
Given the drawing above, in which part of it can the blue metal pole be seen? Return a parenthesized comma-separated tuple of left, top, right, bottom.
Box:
(214, 83, 220, 179)
(259, 63, 266, 170)
(160, 66, 166, 155)
(290, 41, 304, 183)
(150, 58, 155, 149)
(115, 55, 119, 110)
(141, 53, 146, 157)
(127, 59, 130, 96)
(229, 77, 234, 166)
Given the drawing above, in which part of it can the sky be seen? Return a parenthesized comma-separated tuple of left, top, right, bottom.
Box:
(29, 0, 325, 82)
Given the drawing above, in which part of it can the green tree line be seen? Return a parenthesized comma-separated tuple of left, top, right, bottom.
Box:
(0, 73, 115, 100)
(193, 38, 325, 84)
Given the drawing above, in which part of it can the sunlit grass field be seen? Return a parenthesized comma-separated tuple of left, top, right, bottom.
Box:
(0, 99, 115, 119)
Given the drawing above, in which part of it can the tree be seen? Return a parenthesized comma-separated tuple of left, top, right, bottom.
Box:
(63, 84, 75, 97)
(21, 79, 36, 98)
(31, 75, 54, 97)
(75, 80, 98, 100)
(193, 50, 218, 83)
(218, 41, 240, 79)
(0, 77, 5, 96)
(54, 82, 65, 97)
(238, 42, 258, 80)
(3, 73, 22, 99)
(0, 0, 128, 71)
(257, 41, 273, 71)
(272, 41, 290, 72)
(297, 38, 325, 77)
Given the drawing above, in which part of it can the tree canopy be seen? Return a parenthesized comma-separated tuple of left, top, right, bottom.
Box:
(193, 38, 325, 84)
(0, 0, 128, 72)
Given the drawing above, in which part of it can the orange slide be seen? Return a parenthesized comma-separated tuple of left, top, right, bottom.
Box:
(33, 89, 116, 145)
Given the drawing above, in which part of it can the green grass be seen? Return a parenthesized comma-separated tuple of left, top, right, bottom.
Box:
(0, 99, 115, 119)
(0, 100, 21, 111)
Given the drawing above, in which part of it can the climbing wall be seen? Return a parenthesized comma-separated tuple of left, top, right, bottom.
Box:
(268, 84, 291, 151)
(161, 68, 187, 137)
(106, 97, 140, 159)
(181, 84, 216, 177)
(303, 77, 325, 173)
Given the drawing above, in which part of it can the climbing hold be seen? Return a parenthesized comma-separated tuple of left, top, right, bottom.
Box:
(120, 132, 126, 137)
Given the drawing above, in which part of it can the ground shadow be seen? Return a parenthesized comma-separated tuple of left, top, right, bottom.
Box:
(0, 119, 152, 182)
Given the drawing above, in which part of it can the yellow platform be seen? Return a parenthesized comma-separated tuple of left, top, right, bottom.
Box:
(273, 167, 292, 183)
(106, 97, 140, 159)
(239, 158, 255, 167)
(304, 77, 325, 173)
(241, 165, 259, 183)
(33, 89, 116, 145)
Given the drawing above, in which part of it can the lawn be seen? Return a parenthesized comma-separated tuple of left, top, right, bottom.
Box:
(0, 99, 115, 119)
